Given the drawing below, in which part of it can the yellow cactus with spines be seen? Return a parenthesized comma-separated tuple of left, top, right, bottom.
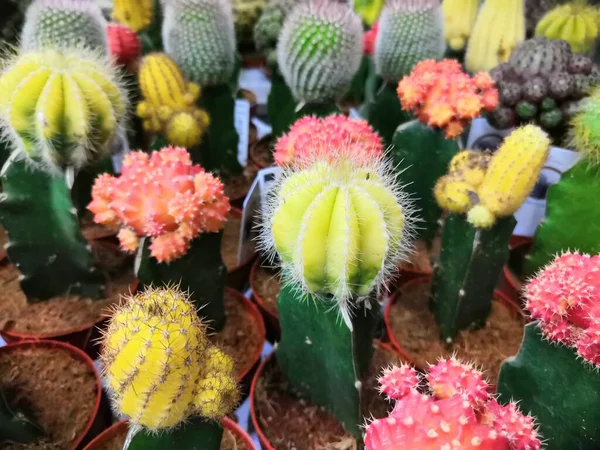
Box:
(137, 53, 210, 149)
(0, 48, 127, 170)
(442, 0, 480, 51)
(100, 286, 239, 430)
(448, 150, 491, 187)
(112, 0, 154, 33)
(434, 175, 475, 213)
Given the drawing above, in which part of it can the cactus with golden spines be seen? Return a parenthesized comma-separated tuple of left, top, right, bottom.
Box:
(112, 0, 154, 33)
(136, 53, 210, 149)
(430, 125, 551, 342)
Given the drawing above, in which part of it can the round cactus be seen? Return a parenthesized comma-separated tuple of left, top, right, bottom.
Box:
(21, 0, 108, 52)
(374, 0, 445, 83)
(88, 146, 231, 263)
(276, 0, 363, 104)
(101, 285, 239, 430)
(0, 47, 127, 171)
(162, 0, 236, 87)
(107, 23, 142, 72)
(253, 0, 302, 64)
(568, 84, 600, 165)
(112, 0, 154, 33)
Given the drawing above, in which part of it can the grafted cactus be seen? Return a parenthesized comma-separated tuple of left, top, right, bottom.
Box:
(112, 0, 154, 33)
(107, 23, 142, 72)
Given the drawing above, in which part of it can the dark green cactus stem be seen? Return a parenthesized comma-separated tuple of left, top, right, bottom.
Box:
(136, 232, 227, 332)
(431, 214, 515, 342)
(391, 120, 460, 246)
(138, 0, 163, 54)
(497, 322, 600, 449)
(0, 157, 104, 301)
(127, 417, 223, 450)
(0, 387, 45, 446)
(267, 67, 296, 138)
(524, 160, 600, 277)
(276, 283, 379, 438)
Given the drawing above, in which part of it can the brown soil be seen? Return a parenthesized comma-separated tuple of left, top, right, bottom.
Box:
(212, 290, 264, 378)
(249, 135, 275, 168)
(221, 214, 255, 271)
(223, 163, 258, 202)
(0, 225, 8, 254)
(0, 347, 98, 450)
(254, 345, 400, 450)
(0, 244, 135, 336)
(251, 264, 281, 317)
(399, 237, 441, 274)
(388, 280, 525, 384)
(79, 212, 116, 241)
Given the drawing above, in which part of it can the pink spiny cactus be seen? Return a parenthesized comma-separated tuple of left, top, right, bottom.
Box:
(364, 359, 541, 450)
(525, 252, 600, 367)
(107, 23, 142, 72)
(88, 146, 230, 263)
(363, 22, 378, 55)
(273, 115, 383, 167)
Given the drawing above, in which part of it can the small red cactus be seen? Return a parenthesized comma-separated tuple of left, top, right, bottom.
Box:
(364, 359, 541, 450)
(273, 115, 383, 168)
(363, 22, 378, 56)
(107, 23, 142, 71)
(396, 59, 499, 139)
(88, 146, 230, 263)
(525, 251, 600, 367)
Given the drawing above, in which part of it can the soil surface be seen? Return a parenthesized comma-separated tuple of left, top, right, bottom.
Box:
(254, 346, 400, 450)
(388, 280, 525, 383)
(251, 263, 281, 317)
(223, 163, 258, 203)
(399, 237, 441, 274)
(221, 214, 255, 271)
(249, 135, 275, 168)
(0, 347, 98, 450)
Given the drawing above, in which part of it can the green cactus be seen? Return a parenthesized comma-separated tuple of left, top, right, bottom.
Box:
(232, 0, 266, 52)
(253, 0, 300, 65)
(21, 0, 108, 52)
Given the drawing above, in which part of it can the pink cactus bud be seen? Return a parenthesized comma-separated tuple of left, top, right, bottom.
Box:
(484, 400, 542, 450)
(426, 357, 490, 408)
(107, 23, 142, 71)
(377, 364, 420, 400)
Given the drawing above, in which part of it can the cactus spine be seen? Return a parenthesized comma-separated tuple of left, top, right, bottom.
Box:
(112, 0, 154, 33)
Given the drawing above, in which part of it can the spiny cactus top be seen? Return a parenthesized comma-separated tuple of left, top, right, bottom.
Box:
(0, 47, 127, 171)
(107, 23, 142, 72)
(136, 53, 211, 149)
(526, 252, 600, 367)
(162, 0, 236, 87)
(273, 115, 383, 167)
(374, 0, 445, 83)
(277, 0, 363, 104)
(88, 147, 230, 263)
(101, 286, 239, 430)
(112, 0, 154, 33)
(364, 358, 541, 450)
(21, 0, 108, 52)
(568, 84, 600, 165)
(397, 59, 499, 139)
(434, 125, 551, 228)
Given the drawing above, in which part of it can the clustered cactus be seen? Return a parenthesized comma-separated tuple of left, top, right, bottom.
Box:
(277, 0, 363, 104)
(232, 0, 266, 46)
(136, 53, 211, 148)
(488, 37, 600, 134)
(101, 286, 239, 430)
(112, 0, 154, 33)
(107, 23, 142, 72)
(253, 0, 301, 65)
(0, 47, 127, 171)
(365, 359, 541, 449)
(88, 146, 230, 263)
(397, 59, 499, 138)
(273, 114, 382, 167)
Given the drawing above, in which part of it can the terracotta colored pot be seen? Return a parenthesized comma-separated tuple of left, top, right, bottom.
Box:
(241, 53, 267, 70)
(226, 208, 257, 291)
(0, 340, 107, 450)
(248, 134, 274, 170)
(249, 259, 280, 343)
(499, 240, 532, 306)
(83, 417, 255, 450)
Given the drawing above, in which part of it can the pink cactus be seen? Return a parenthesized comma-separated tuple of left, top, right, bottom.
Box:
(364, 359, 541, 450)
(273, 115, 383, 168)
(107, 23, 142, 72)
(525, 252, 600, 367)
(88, 146, 230, 263)
(363, 22, 378, 55)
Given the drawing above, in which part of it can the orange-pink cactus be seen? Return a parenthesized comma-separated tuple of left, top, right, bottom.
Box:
(88, 146, 230, 263)
(397, 59, 499, 139)
(274, 115, 383, 167)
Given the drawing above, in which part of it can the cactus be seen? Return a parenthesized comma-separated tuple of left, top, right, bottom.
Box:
(107, 23, 142, 72)
(253, 0, 301, 65)
(536, 2, 599, 55)
(466, 0, 526, 73)
(498, 253, 600, 448)
(136, 53, 210, 150)
(101, 286, 239, 447)
(112, 0, 154, 33)
(442, 0, 480, 51)
(488, 37, 598, 142)
(364, 359, 541, 449)
(363, 21, 378, 56)
(353, 0, 385, 26)
(430, 125, 550, 341)
(232, 0, 266, 50)
(21, 0, 108, 52)
(260, 121, 414, 437)
(88, 146, 231, 330)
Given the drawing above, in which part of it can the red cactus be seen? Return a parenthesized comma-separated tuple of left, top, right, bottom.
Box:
(274, 115, 383, 167)
(396, 59, 499, 139)
(363, 22, 378, 55)
(88, 146, 230, 263)
(525, 252, 600, 367)
(364, 359, 541, 450)
(107, 23, 142, 71)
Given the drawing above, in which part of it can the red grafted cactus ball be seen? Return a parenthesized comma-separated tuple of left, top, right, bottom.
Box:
(107, 23, 142, 71)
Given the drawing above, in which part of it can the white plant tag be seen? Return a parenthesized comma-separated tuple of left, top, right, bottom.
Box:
(234, 99, 251, 167)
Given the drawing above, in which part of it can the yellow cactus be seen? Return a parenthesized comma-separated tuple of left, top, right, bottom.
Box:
(536, 3, 599, 54)
(442, 0, 480, 51)
(0, 48, 127, 170)
(448, 150, 491, 187)
(101, 286, 239, 430)
(434, 175, 475, 213)
(353, 0, 385, 26)
(112, 0, 154, 33)
(137, 53, 210, 149)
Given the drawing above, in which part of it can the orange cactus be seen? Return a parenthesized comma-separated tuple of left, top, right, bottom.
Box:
(88, 147, 230, 263)
(397, 59, 499, 139)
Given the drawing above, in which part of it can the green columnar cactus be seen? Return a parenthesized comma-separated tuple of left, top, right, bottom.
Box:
(21, 0, 108, 52)
(162, 0, 242, 176)
(260, 125, 414, 437)
(0, 47, 127, 301)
